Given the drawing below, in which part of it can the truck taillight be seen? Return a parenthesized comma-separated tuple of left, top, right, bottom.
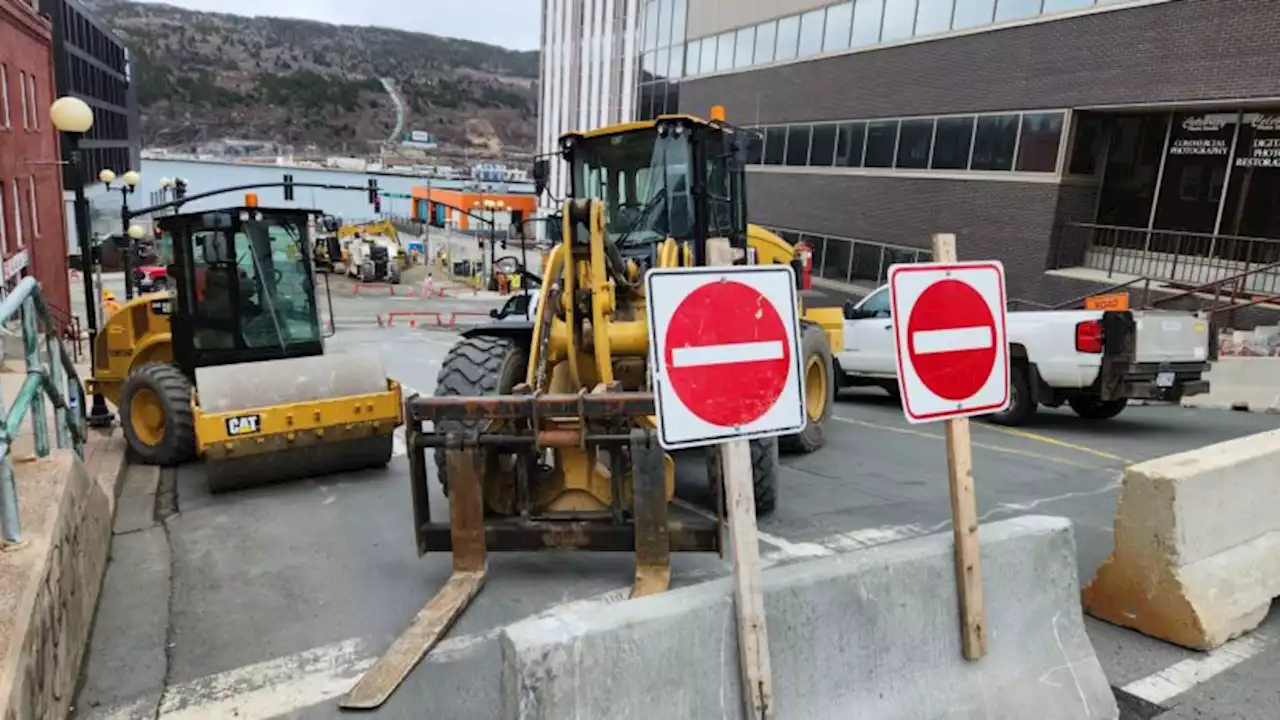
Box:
(1076, 320, 1104, 354)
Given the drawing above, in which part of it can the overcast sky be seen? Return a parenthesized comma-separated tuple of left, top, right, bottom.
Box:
(135, 0, 541, 50)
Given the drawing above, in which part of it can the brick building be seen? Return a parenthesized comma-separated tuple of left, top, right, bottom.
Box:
(0, 0, 71, 316)
(540, 0, 1280, 310)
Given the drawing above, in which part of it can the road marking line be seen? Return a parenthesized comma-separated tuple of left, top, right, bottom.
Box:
(671, 340, 784, 367)
(831, 415, 1100, 469)
(1120, 633, 1273, 706)
(975, 423, 1131, 464)
(672, 499, 832, 559)
(912, 326, 992, 354)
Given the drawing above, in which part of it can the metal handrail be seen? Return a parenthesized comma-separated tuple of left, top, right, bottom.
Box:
(0, 276, 89, 547)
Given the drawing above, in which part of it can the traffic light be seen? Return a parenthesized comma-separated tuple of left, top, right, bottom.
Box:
(367, 178, 378, 204)
(283, 174, 294, 201)
(374, 195, 382, 213)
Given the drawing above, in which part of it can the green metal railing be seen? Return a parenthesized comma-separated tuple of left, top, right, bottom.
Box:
(0, 276, 88, 547)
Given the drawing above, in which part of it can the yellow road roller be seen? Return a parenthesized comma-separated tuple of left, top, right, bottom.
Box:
(87, 198, 403, 492)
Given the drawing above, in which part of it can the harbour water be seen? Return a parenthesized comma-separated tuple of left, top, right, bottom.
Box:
(131, 159, 534, 221)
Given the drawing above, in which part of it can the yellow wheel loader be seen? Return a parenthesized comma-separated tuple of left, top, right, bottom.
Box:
(343, 110, 841, 709)
(87, 198, 403, 493)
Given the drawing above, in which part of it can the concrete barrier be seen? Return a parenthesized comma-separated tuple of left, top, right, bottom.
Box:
(1084, 428, 1280, 651)
(1181, 357, 1280, 413)
(501, 516, 1116, 720)
(0, 433, 126, 720)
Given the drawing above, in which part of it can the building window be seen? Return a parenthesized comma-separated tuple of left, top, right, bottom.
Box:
(775, 15, 800, 61)
(699, 36, 717, 73)
(754, 20, 777, 65)
(0, 65, 9, 129)
(971, 114, 1020, 171)
(852, 0, 885, 46)
(26, 177, 38, 238)
(823, 3, 854, 53)
(932, 116, 976, 170)
(1016, 112, 1066, 172)
(715, 31, 735, 71)
(954, 0, 996, 29)
(916, 0, 955, 36)
(26, 76, 37, 130)
(896, 118, 935, 169)
(18, 72, 28, 130)
(797, 8, 826, 57)
(686, 39, 701, 76)
(881, 0, 917, 43)
(810, 124, 839, 166)
(865, 121, 899, 168)
(734, 27, 755, 69)
(10, 182, 23, 250)
(747, 109, 1066, 175)
(836, 122, 867, 167)
(785, 125, 812, 166)
(764, 126, 787, 165)
(995, 0, 1043, 22)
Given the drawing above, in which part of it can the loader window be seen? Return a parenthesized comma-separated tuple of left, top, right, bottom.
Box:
(571, 129, 695, 248)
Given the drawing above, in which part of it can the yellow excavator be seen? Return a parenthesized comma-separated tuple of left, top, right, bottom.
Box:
(341, 107, 842, 708)
(87, 196, 403, 492)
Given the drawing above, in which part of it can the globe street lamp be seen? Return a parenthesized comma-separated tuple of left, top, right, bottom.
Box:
(50, 96, 113, 427)
(102, 170, 142, 298)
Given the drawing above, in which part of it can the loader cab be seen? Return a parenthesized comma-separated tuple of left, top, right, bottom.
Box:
(559, 113, 748, 266)
(154, 204, 325, 377)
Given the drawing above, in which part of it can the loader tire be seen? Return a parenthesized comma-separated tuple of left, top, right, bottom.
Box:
(780, 323, 833, 455)
(710, 437, 779, 517)
(121, 363, 197, 466)
(433, 335, 527, 496)
(751, 437, 779, 516)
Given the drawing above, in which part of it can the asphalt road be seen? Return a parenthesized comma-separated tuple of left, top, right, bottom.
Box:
(72, 324, 1280, 720)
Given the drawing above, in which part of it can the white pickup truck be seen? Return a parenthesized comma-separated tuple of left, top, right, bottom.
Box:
(835, 284, 1212, 425)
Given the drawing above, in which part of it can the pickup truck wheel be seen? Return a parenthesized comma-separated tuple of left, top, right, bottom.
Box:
(987, 364, 1036, 426)
(780, 324, 832, 455)
(1069, 397, 1128, 420)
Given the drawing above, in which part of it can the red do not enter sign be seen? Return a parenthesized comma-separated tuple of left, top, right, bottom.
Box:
(663, 280, 792, 427)
(905, 279, 998, 402)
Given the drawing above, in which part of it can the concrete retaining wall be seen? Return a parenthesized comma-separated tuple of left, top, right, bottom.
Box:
(501, 516, 1116, 720)
(1181, 357, 1280, 413)
(0, 434, 126, 720)
(1084, 428, 1280, 650)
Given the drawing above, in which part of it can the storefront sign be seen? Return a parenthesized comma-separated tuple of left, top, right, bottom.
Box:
(3, 249, 29, 281)
(1169, 113, 1235, 156)
(1234, 114, 1280, 168)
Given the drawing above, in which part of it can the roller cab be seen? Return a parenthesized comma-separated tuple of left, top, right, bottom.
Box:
(90, 201, 403, 492)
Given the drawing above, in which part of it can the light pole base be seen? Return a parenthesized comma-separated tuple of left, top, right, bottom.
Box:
(87, 394, 115, 428)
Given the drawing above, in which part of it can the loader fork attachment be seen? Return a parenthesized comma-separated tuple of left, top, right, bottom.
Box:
(631, 429, 671, 598)
(339, 449, 489, 710)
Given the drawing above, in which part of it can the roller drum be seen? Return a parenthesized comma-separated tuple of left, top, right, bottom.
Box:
(195, 351, 388, 413)
(195, 351, 396, 493)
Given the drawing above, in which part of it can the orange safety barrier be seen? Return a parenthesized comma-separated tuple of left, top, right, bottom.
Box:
(354, 284, 418, 297)
(383, 311, 443, 328)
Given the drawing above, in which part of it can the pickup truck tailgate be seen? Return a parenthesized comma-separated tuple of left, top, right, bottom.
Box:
(1133, 311, 1211, 364)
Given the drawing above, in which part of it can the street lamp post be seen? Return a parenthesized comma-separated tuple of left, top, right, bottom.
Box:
(50, 96, 113, 427)
(102, 170, 141, 298)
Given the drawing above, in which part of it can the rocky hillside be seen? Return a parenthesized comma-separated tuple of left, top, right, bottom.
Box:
(86, 0, 539, 158)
